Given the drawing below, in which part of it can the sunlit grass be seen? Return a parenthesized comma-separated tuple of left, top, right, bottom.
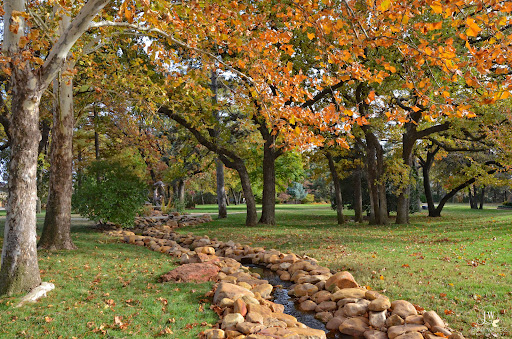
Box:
(0, 215, 216, 338)
(184, 203, 512, 334)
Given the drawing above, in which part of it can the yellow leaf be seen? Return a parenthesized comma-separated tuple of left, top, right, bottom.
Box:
(289, 116, 295, 125)
(379, 275, 384, 280)
(442, 91, 450, 98)
(344, 109, 353, 116)
(466, 18, 481, 37)
(307, 32, 315, 40)
(294, 126, 301, 135)
(380, 0, 391, 11)
(430, 3, 443, 14)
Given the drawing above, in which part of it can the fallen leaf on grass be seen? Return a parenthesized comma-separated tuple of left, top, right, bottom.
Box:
(45, 316, 53, 323)
(114, 316, 129, 330)
(155, 327, 173, 336)
(444, 309, 454, 315)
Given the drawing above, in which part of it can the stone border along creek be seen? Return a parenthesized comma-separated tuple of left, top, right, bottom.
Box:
(106, 215, 466, 339)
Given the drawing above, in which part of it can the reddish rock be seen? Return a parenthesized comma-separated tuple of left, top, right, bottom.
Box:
(159, 263, 220, 283)
(233, 298, 247, 316)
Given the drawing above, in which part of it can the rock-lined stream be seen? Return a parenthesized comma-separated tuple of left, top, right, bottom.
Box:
(246, 264, 350, 339)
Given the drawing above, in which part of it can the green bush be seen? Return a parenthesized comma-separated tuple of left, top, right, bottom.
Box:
(72, 160, 148, 226)
(301, 194, 315, 204)
(502, 201, 512, 207)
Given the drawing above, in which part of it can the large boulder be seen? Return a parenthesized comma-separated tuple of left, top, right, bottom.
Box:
(325, 271, 358, 291)
(159, 263, 220, 283)
(213, 283, 255, 304)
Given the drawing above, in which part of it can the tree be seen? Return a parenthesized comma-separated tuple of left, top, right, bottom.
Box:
(39, 4, 77, 250)
(0, 0, 111, 296)
(72, 158, 147, 226)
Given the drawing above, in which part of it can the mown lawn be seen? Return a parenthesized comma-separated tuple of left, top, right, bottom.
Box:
(0, 215, 216, 338)
(185, 203, 512, 336)
(0, 204, 510, 338)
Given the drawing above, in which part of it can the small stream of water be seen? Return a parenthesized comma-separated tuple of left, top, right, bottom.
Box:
(246, 264, 351, 339)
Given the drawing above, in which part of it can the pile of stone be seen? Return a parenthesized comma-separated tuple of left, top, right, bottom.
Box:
(133, 213, 213, 228)
(107, 222, 465, 339)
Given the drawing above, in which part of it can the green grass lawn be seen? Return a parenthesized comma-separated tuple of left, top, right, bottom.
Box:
(0, 204, 510, 337)
(0, 215, 216, 338)
(186, 203, 512, 335)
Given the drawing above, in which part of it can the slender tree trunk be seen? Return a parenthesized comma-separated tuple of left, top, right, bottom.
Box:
(236, 164, 258, 226)
(259, 138, 277, 225)
(94, 106, 100, 160)
(326, 152, 344, 224)
(468, 186, 476, 209)
(396, 135, 415, 224)
(0, 78, 42, 295)
(178, 179, 185, 205)
(353, 169, 363, 223)
(479, 186, 485, 209)
(216, 159, 227, 218)
(39, 57, 77, 250)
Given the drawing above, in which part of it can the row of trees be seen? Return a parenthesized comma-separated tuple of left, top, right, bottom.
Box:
(1, 0, 511, 297)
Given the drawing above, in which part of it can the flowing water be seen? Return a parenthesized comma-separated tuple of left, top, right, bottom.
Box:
(246, 264, 351, 338)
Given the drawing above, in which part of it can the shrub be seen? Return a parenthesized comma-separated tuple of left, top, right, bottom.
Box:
(72, 160, 148, 226)
(301, 194, 315, 204)
(502, 201, 512, 207)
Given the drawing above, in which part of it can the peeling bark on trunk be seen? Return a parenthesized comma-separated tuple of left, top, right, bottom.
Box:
(39, 62, 77, 250)
(216, 159, 227, 218)
(0, 78, 42, 295)
(0, 0, 109, 296)
(326, 152, 344, 224)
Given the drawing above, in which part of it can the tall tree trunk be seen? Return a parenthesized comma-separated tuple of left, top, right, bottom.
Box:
(479, 186, 485, 209)
(396, 134, 415, 224)
(39, 57, 76, 250)
(0, 79, 42, 295)
(468, 186, 476, 209)
(0, 0, 109, 296)
(216, 159, 227, 218)
(259, 137, 278, 225)
(364, 130, 388, 225)
(178, 179, 185, 205)
(236, 164, 258, 226)
(326, 152, 344, 224)
(353, 169, 363, 223)
(211, 70, 227, 219)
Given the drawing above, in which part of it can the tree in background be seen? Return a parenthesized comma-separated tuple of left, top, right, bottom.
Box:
(72, 156, 147, 227)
